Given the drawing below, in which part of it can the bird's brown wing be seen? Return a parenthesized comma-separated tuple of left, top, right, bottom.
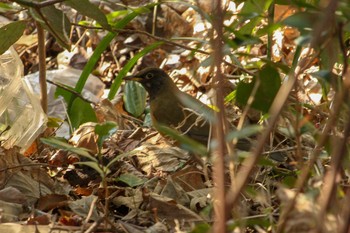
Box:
(174, 106, 209, 144)
(176, 92, 213, 145)
(149, 90, 211, 145)
(149, 90, 186, 127)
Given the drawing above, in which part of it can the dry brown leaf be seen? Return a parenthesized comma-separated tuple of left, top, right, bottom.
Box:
(0, 187, 26, 204)
(160, 5, 193, 38)
(27, 214, 51, 225)
(277, 188, 338, 233)
(160, 176, 190, 206)
(132, 143, 189, 174)
(68, 195, 100, 222)
(0, 200, 23, 223)
(0, 223, 51, 233)
(171, 164, 207, 191)
(148, 192, 204, 226)
(95, 98, 130, 129)
(0, 148, 58, 205)
(36, 194, 69, 211)
(69, 122, 98, 155)
(117, 220, 145, 233)
(112, 188, 143, 210)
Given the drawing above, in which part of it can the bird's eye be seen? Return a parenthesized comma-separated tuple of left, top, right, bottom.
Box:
(145, 73, 154, 79)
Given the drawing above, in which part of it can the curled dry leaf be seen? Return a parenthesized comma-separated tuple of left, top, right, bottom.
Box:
(0, 148, 57, 205)
(160, 176, 190, 206)
(0, 187, 26, 204)
(0, 200, 23, 223)
(277, 188, 337, 233)
(132, 143, 190, 174)
(148, 192, 204, 226)
(69, 122, 98, 155)
(36, 194, 69, 212)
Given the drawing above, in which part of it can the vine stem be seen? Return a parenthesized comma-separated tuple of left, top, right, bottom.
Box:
(36, 21, 48, 114)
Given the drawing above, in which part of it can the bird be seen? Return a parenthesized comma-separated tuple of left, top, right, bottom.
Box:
(123, 67, 251, 150)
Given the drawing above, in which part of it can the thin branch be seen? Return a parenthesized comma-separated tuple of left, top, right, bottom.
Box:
(317, 96, 350, 232)
(46, 79, 95, 105)
(225, 49, 315, 225)
(71, 23, 255, 76)
(0, 163, 64, 172)
(36, 21, 48, 114)
(212, 0, 227, 232)
(10, 0, 65, 8)
(317, 19, 349, 232)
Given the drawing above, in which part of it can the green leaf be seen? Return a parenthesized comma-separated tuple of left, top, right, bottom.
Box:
(232, 33, 262, 47)
(47, 117, 64, 128)
(94, 122, 117, 151)
(282, 11, 317, 33)
(108, 41, 163, 100)
(309, 70, 331, 99)
(178, 94, 216, 123)
(117, 173, 147, 187)
(0, 3, 17, 13)
(68, 196, 100, 221)
(69, 97, 97, 130)
(239, 0, 272, 16)
(105, 10, 130, 24)
(155, 123, 208, 156)
(29, 5, 71, 50)
(143, 112, 152, 127)
(191, 223, 211, 233)
(106, 150, 140, 169)
(123, 81, 147, 117)
(226, 125, 263, 141)
(73, 31, 115, 96)
(41, 137, 96, 161)
(65, 0, 110, 30)
(236, 0, 273, 35)
(236, 64, 281, 113)
(225, 90, 236, 103)
(0, 21, 26, 55)
(68, 6, 153, 111)
(54, 83, 76, 101)
(76, 161, 109, 178)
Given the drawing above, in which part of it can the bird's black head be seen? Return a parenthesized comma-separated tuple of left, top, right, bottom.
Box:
(124, 67, 177, 99)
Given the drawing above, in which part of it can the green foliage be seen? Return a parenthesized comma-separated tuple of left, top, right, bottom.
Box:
(65, 5, 158, 130)
(73, 8, 144, 95)
(117, 173, 148, 187)
(236, 64, 281, 113)
(94, 122, 117, 152)
(51, 7, 156, 127)
(0, 21, 26, 55)
(65, 0, 110, 30)
(190, 223, 210, 233)
(123, 81, 147, 118)
(77, 161, 108, 179)
(29, 5, 71, 50)
(226, 125, 263, 142)
(108, 41, 163, 100)
(1, 2, 158, 132)
(26, 0, 110, 50)
(0, 2, 17, 13)
(42, 122, 118, 179)
(40, 137, 96, 161)
(282, 11, 316, 31)
(47, 117, 64, 128)
(69, 97, 98, 130)
(179, 94, 216, 123)
(155, 123, 208, 156)
(41, 122, 141, 187)
(236, 0, 273, 35)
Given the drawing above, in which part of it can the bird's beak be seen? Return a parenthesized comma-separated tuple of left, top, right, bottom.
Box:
(123, 75, 142, 82)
